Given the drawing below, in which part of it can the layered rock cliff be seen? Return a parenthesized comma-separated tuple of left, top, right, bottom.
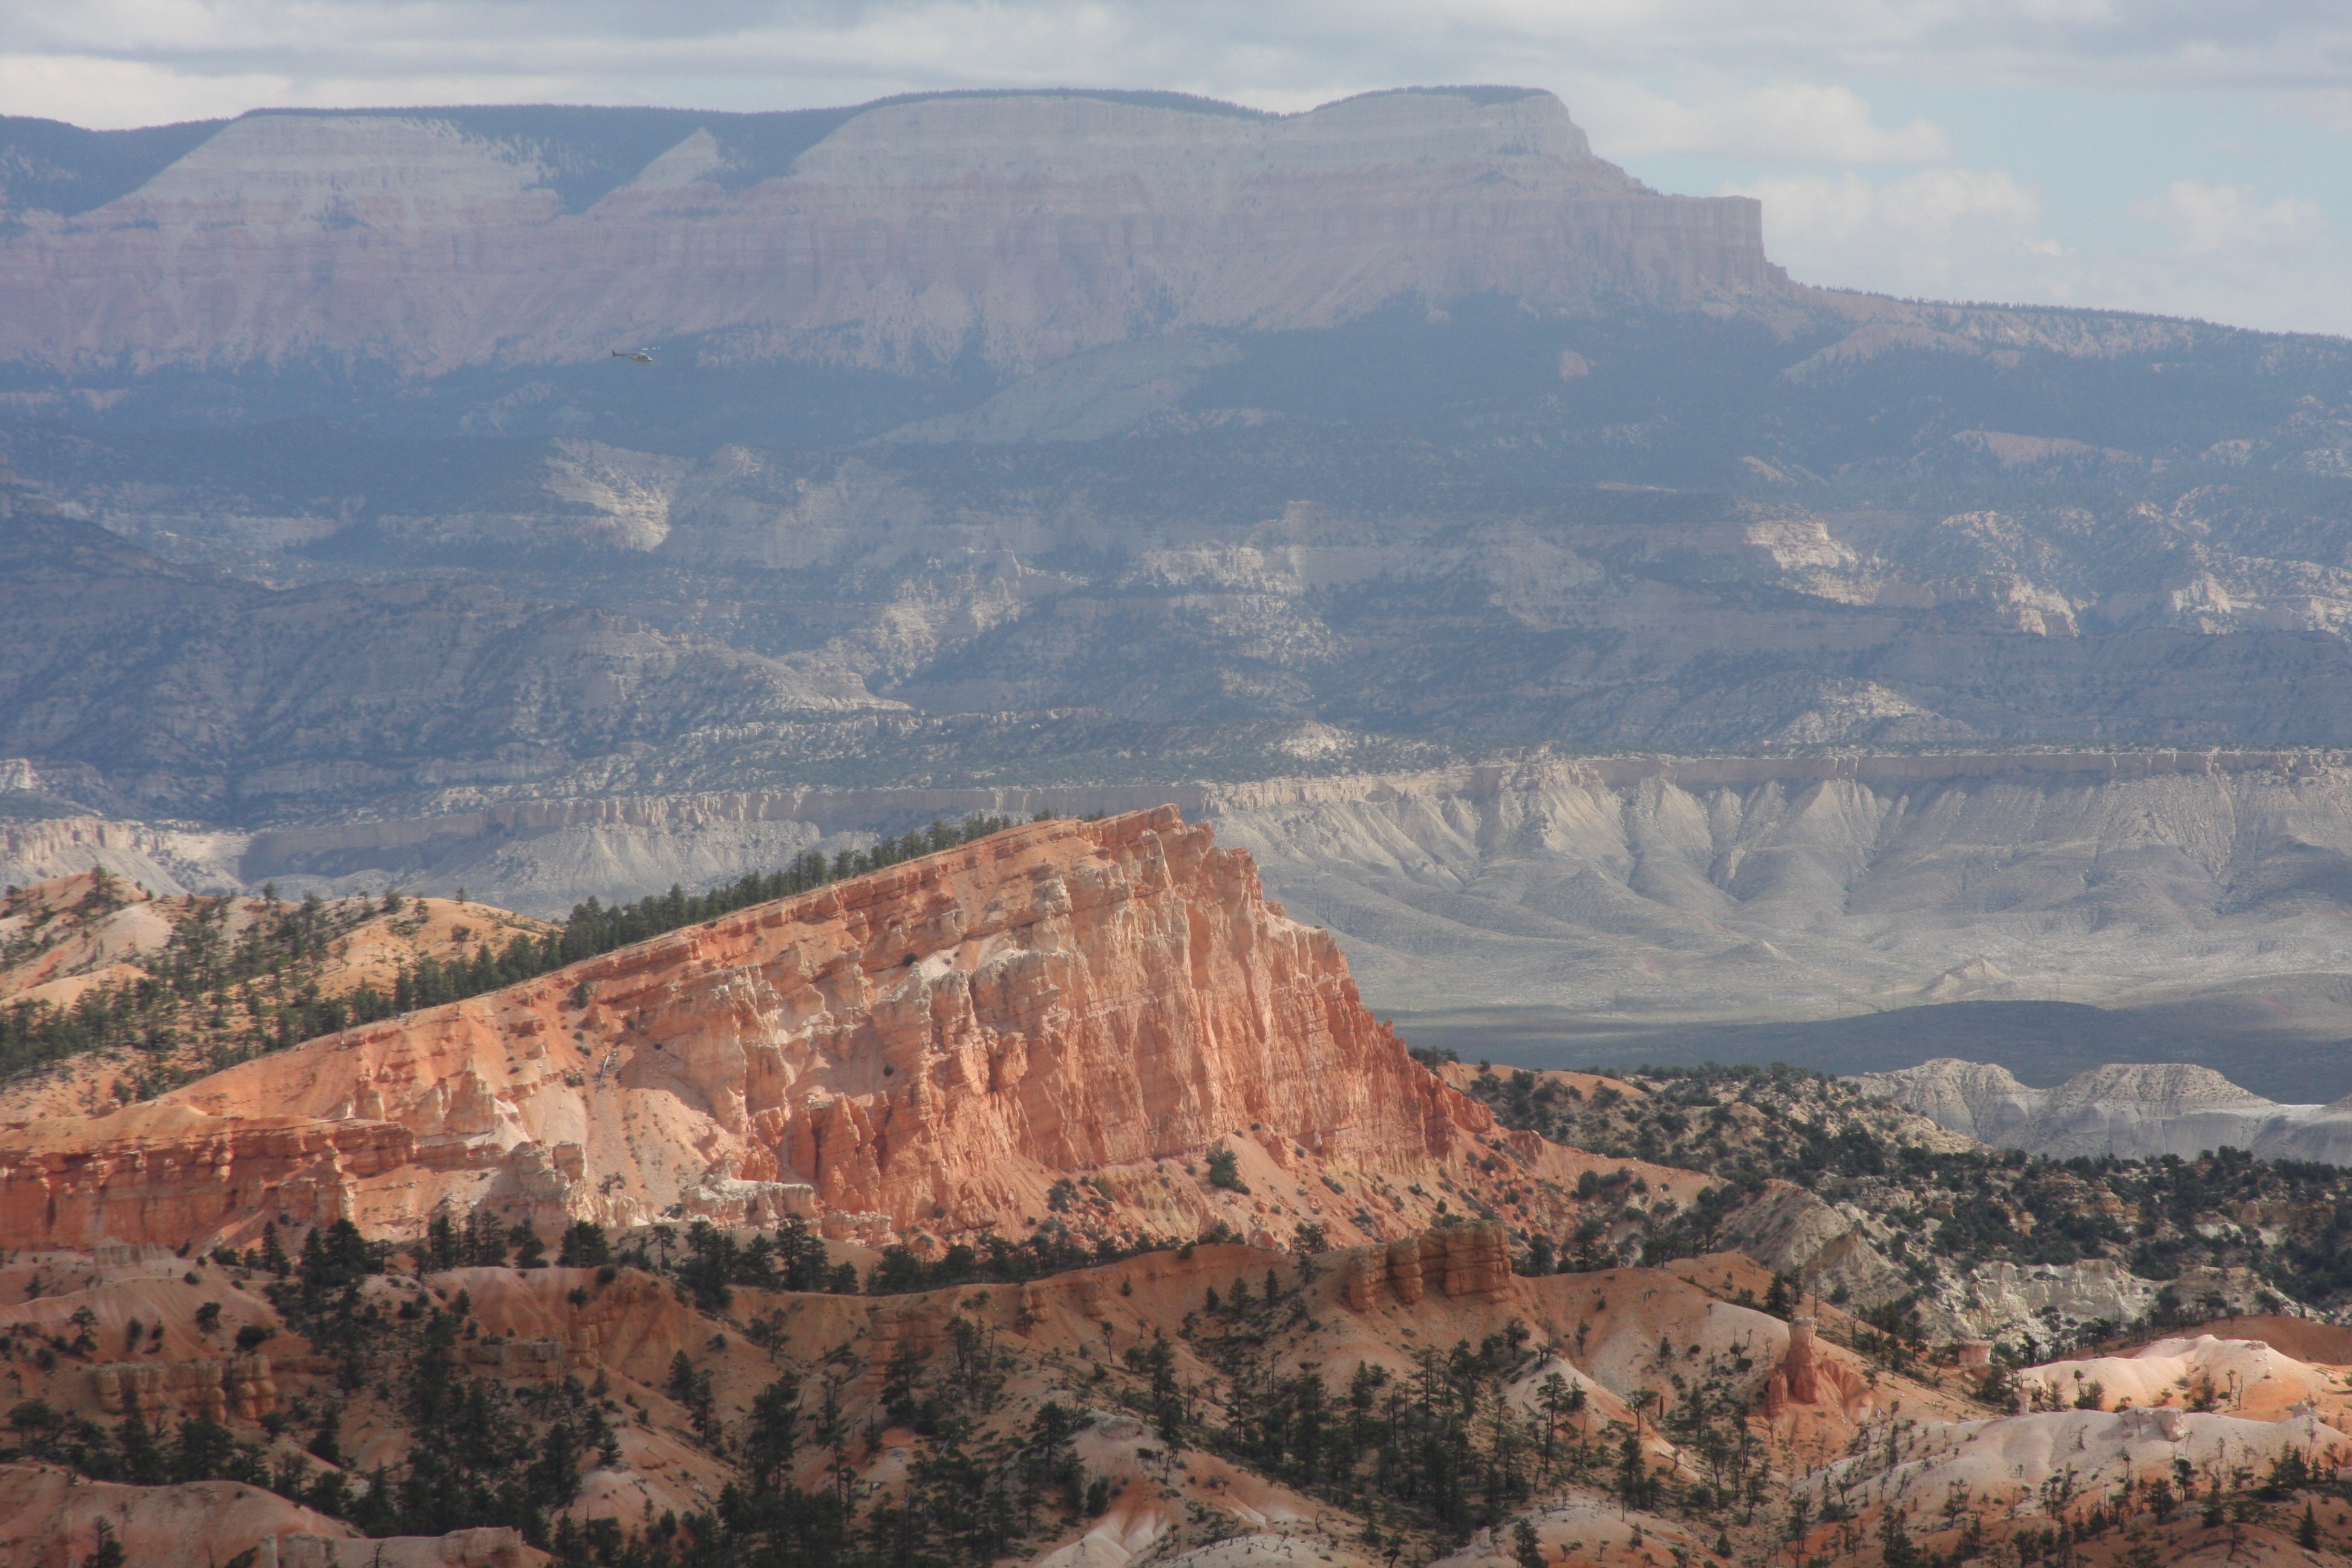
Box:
(25, 749, 2352, 1093)
(0, 90, 1780, 380)
(0, 809, 1628, 1252)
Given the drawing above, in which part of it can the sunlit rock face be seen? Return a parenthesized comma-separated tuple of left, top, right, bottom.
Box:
(0, 809, 1567, 1254)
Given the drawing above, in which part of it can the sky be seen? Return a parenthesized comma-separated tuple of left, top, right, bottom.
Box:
(5, 1, 2350, 336)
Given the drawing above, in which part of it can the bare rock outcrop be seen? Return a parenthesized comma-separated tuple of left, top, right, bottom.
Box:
(0, 809, 1532, 1251)
(1762, 1315, 1874, 1420)
(0, 1103, 417, 1253)
(0, 1462, 397, 1568)
(1342, 1223, 1514, 1310)
(1858, 1057, 2352, 1164)
(1714, 1179, 1913, 1310)
(91, 1352, 276, 1422)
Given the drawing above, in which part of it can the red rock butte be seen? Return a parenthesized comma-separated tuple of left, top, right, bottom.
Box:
(0, 807, 1587, 1253)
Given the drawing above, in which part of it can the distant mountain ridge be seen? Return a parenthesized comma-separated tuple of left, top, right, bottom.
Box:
(0, 87, 1777, 383)
(1856, 1058, 2352, 1163)
(5, 83, 2352, 1078)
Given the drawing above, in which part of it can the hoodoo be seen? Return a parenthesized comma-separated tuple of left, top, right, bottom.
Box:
(0, 808, 1592, 1253)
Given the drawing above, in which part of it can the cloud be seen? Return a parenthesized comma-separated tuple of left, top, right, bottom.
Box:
(1730, 165, 2350, 335)
(2131, 179, 2322, 255)
(11, 1, 2352, 131)
(1734, 168, 2057, 298)
(1570, 79, 1947, 163)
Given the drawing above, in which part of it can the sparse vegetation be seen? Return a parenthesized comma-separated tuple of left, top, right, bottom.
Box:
(0, 815, 1030, 1101)
(1466, 1060, 2352, 1346)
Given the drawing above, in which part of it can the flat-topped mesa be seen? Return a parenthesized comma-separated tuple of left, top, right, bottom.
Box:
(0, 88, 1783, 377)
(0, 808, 1523, 1252)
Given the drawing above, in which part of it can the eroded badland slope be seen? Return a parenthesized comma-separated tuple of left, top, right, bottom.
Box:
(0, 870, 557, 1119)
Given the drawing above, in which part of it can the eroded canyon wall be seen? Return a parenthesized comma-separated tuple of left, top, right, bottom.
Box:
(0, 808, 1608, 1253)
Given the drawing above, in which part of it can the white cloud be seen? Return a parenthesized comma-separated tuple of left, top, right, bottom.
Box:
(2130, 179, 2321, 255)
(0, 51, 603, 125)
(0, 54, 286, 127)
(1726, 165, 2350, 335)
(10, 1, 2352, 129)
(1734, 168, 2056, 298)
(1570, 78, 1947, 162)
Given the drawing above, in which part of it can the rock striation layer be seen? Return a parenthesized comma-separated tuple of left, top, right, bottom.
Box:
(0, 809, 1610, 1252)
(0, 90, 1780, 379)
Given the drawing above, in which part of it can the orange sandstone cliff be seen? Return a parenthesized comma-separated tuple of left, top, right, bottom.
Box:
(0, 808, 1640, 1253)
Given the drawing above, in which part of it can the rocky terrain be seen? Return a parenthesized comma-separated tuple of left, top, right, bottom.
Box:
(0, 506, 890, 822)
(5, 805, 2352, 1567)
(0, 868, 555, 1115)
(1858, 1059, 2352, 1163)
(0, 809, 1688, 1258)
(4, 85, 2352, 1074)
(13, 71, 2352, 1568)
(1449, 1060, 2352, 1351)
(21, 749, 2352, 1097)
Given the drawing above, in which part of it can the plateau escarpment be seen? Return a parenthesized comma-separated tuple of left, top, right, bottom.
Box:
(0, 90, 1776, 381)
(0, 809, 1647, 1255)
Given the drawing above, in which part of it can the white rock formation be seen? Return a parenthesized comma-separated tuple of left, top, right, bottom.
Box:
(1859, 1059, 2352, 1165)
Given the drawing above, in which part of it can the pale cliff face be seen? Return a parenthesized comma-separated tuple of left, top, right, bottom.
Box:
(0, 808, 1644, 1253)
(1854, 1056, 2352, 1165)
(0, 90, 1778, 377)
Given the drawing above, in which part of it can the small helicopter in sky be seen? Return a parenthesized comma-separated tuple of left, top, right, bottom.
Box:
(610, 347, 655, 364)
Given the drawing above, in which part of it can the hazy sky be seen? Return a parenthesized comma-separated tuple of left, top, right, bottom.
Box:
(7, 1, 2349, 335)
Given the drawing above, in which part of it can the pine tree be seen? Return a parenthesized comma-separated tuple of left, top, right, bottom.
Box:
(745, 1376, 803, 1494)
(2302, 1504, 2322, 1550)
(462, 1206, 506, 1266)
(557, 1220, 609, 1268)
(80, 1518, 125, 1568)
(425, 1212, 459, 1272)
(171, 1414, 237, 1485)
(117, 1390, 165, 1486)
(309, 1405, 344, 1467)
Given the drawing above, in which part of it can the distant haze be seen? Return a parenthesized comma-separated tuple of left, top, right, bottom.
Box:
(4, 3, 2349, 334)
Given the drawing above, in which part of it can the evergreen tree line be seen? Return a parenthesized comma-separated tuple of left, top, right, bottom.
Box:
(5, 1211, 1762, 1568)
(417, 1209, 1200, 1313)
(526, 1264, 1770, 1568)
(541, 1305, 1117, 1568)
(1181, 1265, 1764, 1542)
(383, 812, 1035, 1028)
(0, 877, 384, 1084)
(0, 814, 1032, 1090)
